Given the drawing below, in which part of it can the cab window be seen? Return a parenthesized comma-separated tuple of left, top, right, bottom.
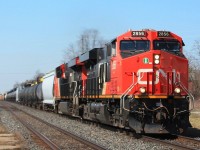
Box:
(120, 40, 150, 58)
(120, 40, 150, 51)
(153, 40, 180, 52)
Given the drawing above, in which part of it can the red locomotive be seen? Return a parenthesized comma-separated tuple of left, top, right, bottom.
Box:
(5, 29, 193, 134)
(54, 29, 193, 134)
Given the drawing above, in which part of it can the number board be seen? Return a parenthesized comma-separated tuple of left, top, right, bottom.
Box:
(157, 31, 171, 37)
(132, 31, 146, 37)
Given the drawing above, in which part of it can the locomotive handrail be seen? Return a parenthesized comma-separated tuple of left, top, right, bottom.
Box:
(72, 81, 82, 118)
(73, 81, 78, 98)
(99, 63, 106, 83)
(120, 72, 144, 114)
(158, 70, 194, 110)
(173, 72, 195, 111)
(178, 82, 194, 110)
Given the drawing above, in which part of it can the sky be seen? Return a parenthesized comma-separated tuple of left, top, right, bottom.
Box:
(0, 0, 200, 93)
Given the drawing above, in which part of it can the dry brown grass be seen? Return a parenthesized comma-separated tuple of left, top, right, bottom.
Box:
(194, 98, 200, 109)
(190, 99, 200, 129)
(190, 113, 200, 129)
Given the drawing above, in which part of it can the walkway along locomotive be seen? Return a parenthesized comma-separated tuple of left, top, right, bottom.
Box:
(6, 29, 194, 134)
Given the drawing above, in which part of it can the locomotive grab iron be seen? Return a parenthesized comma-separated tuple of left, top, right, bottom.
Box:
(5, 29, 194, 134)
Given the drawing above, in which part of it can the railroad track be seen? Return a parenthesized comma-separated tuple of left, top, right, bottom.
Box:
(4, 101, 200, 150)
(3, 104, 60, 150)
(3, 103, 106, 150)
(142, 134, 200, 150)
(172, 134, 200, 150)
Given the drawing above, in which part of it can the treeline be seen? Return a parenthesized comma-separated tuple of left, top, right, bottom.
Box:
(13, 29, 107, 89)
(62, 29, 107, 62)
(188, 41, 200, 98)
(13, 70, 44, 88)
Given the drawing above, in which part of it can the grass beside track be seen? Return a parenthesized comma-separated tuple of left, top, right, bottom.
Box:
(190, 112, 200, 129)
(190, 100, 200, 129)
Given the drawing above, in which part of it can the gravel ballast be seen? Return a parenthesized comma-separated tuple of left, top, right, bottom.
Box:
(0, 102, 46, 150)
(1, 101, 172, 150)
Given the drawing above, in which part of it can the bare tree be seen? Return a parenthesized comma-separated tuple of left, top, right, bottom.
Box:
(63, 29, 107, 62)
(33, 70, 45, 83)
(13, 82, 20, 88)
(98, 37, 108, 48)
(187, 41, 200, 98)
(193, 40, 200, 56)
(20, 79, 34, 87)
(78, 29, 105, 53)
(189, 68, 200, 98)
(62, 43, 79, 62)
(13, 70, 44, 89)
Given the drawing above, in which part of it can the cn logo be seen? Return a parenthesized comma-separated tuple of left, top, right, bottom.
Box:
(137, 69, 159, 85)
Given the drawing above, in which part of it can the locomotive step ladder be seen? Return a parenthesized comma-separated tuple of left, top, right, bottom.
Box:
(120, 72, 144, 114)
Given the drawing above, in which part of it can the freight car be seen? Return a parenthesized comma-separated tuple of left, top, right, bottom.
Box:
(6, 29, 193, 134)
(19, 83, 43, 108)
(42, 71, 55, 110)
(5, 88, 18, 102)
(6, 72, 55, 110)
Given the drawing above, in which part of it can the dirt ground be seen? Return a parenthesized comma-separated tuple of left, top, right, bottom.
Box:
(190, 99, 200, 129)
(0, 123, 22, 149)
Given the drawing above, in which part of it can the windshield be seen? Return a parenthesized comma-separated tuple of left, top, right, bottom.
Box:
(153, 40, 180, 52)
(120, 40, 150, 51)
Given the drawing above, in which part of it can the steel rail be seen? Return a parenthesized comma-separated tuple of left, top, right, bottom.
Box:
(10, 105, 106, 150)
(4, 104, 61, 150)
(143, 135, 198, 150)
(175, 134, 200, 143)
(20, 104, 198, 150)
(173, 134, 200, 149)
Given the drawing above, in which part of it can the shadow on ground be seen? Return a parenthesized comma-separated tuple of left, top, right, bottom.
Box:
(183, 127, 200, 137)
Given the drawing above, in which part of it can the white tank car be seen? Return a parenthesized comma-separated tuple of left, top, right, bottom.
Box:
(6, 88, 18, 102)
(42, 71, 55, 109)
(16, 88, 19, 102)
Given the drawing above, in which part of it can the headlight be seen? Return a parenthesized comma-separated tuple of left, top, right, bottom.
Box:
(154, 59, 160, 64)
(140, 87, 146, 93)
(154, 54, 160, 64)
(154, 54, 160, 59)
(174, 87, 181, 94)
